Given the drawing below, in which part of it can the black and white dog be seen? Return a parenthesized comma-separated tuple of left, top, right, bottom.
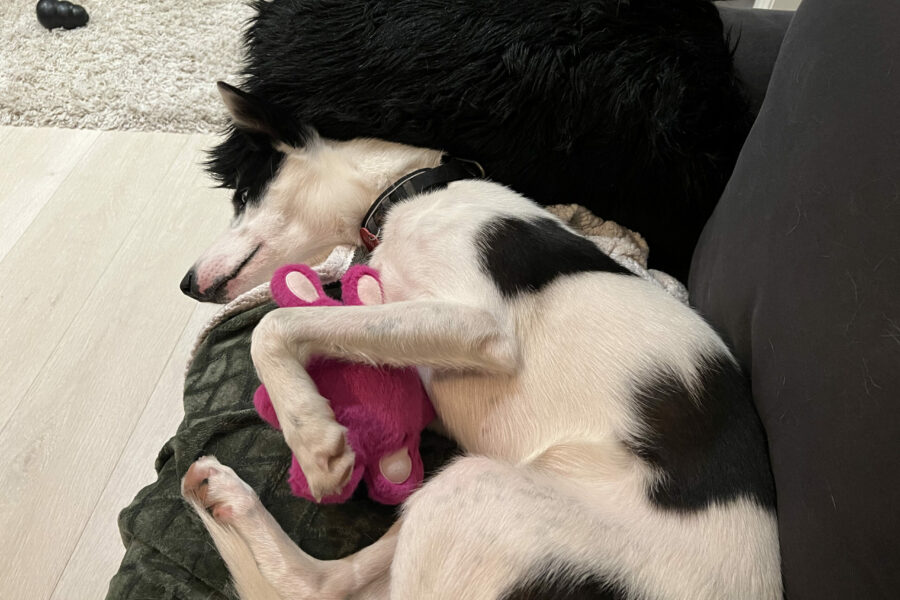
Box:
(181, 83, 780, 600)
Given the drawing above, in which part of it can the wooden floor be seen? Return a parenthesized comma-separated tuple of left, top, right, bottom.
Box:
(0, 126, 230, 599)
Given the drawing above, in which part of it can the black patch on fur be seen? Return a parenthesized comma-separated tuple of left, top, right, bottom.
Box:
(206, 129, 287, 216)
(628, 354, 776, 511)
(501, 563, 627, 600)
(478, 216, 632, 297)
(206, 88, 312, 216)
(222, 0, 751, 279)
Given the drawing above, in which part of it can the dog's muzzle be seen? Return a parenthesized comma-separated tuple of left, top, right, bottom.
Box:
(180, 245, 262, 303)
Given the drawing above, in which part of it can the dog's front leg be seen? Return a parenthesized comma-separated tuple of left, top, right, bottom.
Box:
(251, 300, 518, 499)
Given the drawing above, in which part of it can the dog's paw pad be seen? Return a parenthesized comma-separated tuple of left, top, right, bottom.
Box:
(182, 456, 257, 523)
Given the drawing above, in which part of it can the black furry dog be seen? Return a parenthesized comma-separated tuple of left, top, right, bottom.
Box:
(207, 0, 749, 282)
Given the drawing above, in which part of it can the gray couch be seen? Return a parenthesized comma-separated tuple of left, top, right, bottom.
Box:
(694, 2, 900, 597)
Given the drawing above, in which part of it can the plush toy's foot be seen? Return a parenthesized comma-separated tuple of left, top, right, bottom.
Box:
(36, 0, 89, 30)
(288, 455, 364, 504)
(379, 447, 413, 484)
(364, 438, 426, 505)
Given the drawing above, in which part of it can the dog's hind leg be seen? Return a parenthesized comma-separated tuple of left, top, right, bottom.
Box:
(183, 456, 397, 600)
(250, 301, 518, 499)
(389, 455, 629, 600)
(394, 452, 781, 600)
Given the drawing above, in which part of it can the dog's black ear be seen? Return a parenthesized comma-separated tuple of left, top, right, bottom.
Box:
(217, 81, 312, 147)
(217, 81, 278, 137)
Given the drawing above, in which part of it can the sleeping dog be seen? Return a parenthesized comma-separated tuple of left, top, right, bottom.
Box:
(181, 83, 781, 599)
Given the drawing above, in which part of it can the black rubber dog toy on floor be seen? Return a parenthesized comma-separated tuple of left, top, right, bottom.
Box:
(36, 0, 89, 30)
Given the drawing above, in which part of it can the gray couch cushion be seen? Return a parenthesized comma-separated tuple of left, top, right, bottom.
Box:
(717, 6, 793, 115)
(691, 0, 900, 597)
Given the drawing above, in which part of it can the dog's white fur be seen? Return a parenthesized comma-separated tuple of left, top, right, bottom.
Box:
(182, 124, 781, 599)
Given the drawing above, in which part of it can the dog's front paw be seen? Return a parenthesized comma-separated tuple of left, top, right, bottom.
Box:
(181, 455, 259, 523)
(286, 420, 356, 502)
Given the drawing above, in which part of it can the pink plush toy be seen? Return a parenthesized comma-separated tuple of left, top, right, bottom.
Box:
(253, 264, 436, 505)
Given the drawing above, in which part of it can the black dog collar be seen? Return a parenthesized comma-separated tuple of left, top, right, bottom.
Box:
(360, 156, 484, 251)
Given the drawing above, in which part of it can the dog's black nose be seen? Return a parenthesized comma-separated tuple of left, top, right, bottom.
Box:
(180, 268, 200, 299)
(180, 268, 224, 302)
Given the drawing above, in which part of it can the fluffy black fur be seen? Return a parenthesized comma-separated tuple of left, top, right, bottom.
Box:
(208, 0, 750, 280)
(478, 216, 633, 298)
(628, 354, 776, 511)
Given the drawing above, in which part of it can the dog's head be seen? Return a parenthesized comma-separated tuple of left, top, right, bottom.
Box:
(181, 82, 441, 303)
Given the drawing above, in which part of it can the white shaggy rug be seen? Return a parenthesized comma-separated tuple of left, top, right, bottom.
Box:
(0, 0, 254, 133)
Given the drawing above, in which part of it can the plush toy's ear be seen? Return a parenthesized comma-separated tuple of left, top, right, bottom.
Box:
(217, 81, 311, 146)
(356, 275, 384, 306)
(271, 264, 340, 307)
(285, 271, 319, 302)
(341, 265, 385, 306)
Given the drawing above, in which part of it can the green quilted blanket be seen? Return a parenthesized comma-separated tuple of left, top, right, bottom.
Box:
(106, 300, 460, 599)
